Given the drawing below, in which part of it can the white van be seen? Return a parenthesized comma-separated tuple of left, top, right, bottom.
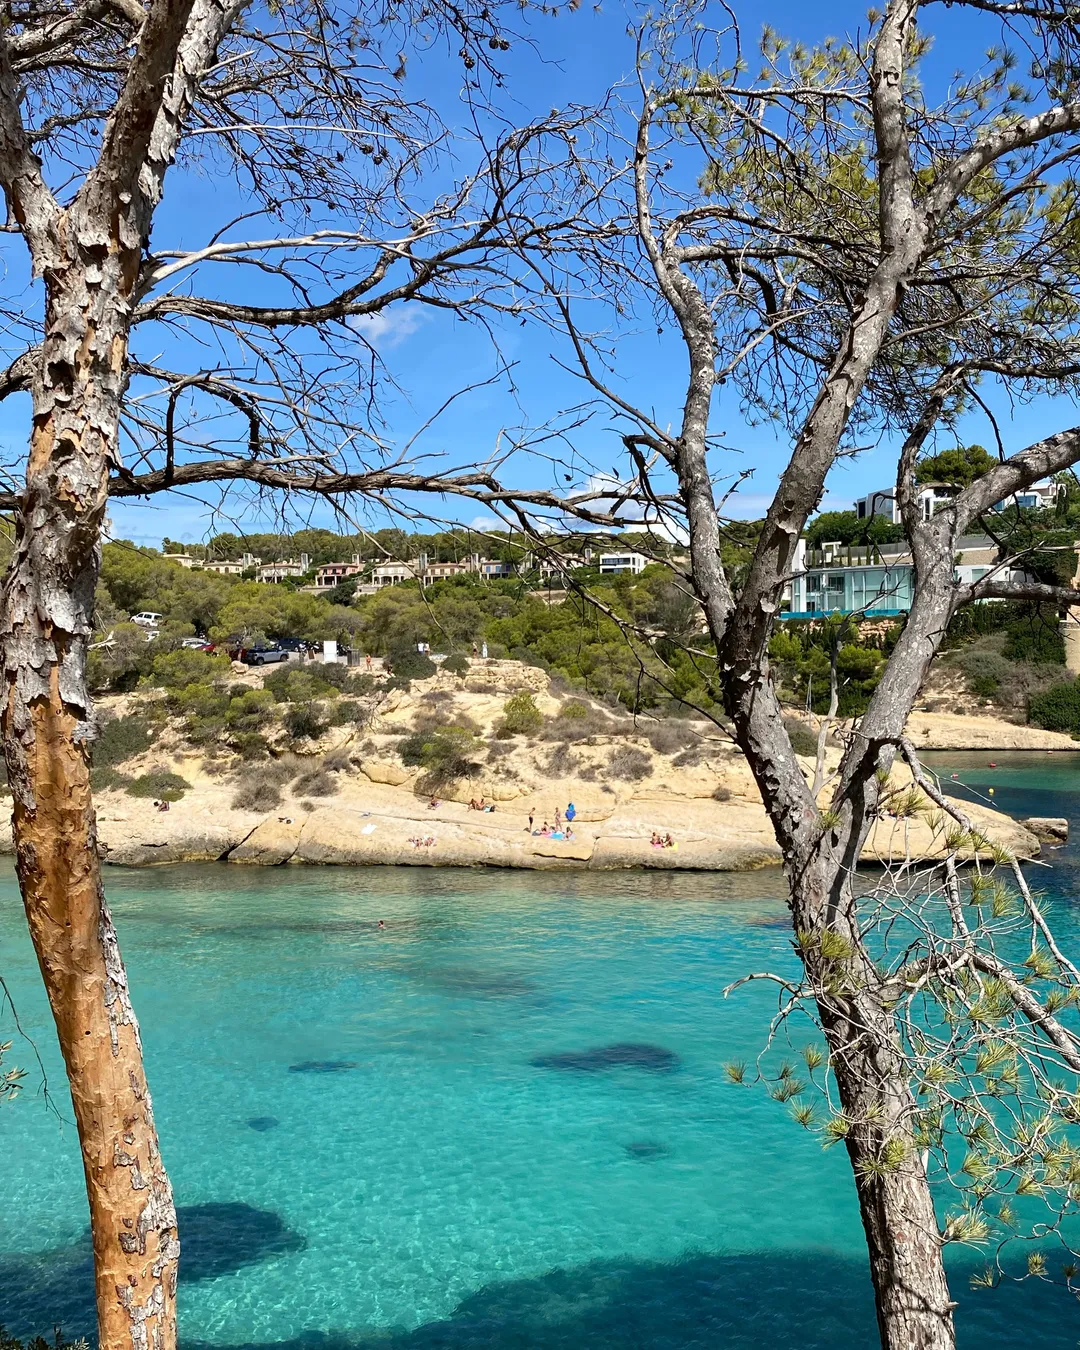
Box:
(130, 611, 164, 628)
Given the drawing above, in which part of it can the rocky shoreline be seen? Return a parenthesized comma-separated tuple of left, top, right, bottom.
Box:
(0, 667, 1057, 874)
(0, 753, 1038, 873)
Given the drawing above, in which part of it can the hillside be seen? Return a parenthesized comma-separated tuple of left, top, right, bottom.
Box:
(13, 656, 1039, 872)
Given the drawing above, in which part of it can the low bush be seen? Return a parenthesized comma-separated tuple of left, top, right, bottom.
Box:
(497, 691, 543, 737)
(232, 773, 283, 811)
(148, 648, 230, 689)
(312, 662, 352, 690)
(1003, 610, 1065, 665)
(712, 785, 732, 802)
(784, 719, 819, 758)
(91, 765, 132, 792)
(264, 668, 335, 704)
(442, 654, 470, 676)
(322, 748, 353, 773)
(608, 745, 653, 781)
(232, 733, 270, 761)
(958, 649, 1013, 696)
(329, 699, 363, 726)
(541, 700, 629, 743)
(293, 768, 339, 797)
(284, 703, 327, 740)
(386, 647, 436, 681)
(412, 708, 480, 736)
(126, 770, 191, 801)
(541, 743, 580, 777)
(1029, 679, 1080, 733)
(95, 715, 153, 767)
(647, 721, 700, 755)
(226, 689, 277, 734)
(87, 622, 155, 692)
(400, 726, 480, 783)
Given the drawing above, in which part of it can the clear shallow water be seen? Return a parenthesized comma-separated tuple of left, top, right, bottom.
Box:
(0, 835, 1077, 1349)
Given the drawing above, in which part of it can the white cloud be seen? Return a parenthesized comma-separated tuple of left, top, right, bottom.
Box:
(349, 307, 422, 350)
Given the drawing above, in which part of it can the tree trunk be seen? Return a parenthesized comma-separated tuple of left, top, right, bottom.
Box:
(796, 874, 955, 1350)
(0, 272, 179, 1350)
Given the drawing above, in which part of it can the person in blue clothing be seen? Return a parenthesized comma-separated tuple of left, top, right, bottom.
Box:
(565, 802, 576, 823)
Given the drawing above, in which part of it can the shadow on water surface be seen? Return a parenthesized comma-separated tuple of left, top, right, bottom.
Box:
(0, 1203, 304, 1340)
(188, 1250, 880, 1350)
(181, 1249, 1077, 1350)
(11, 1241, 1066, 1350)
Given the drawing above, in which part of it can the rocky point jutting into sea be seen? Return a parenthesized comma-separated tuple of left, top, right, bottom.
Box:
(0, 659, 1055, 871)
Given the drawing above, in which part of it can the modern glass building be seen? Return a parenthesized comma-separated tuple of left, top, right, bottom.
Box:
(789, 562, 914, 618)
(783, 536, 1004, 619)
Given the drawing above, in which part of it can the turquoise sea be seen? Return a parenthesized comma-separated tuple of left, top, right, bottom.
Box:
(1, 750, 1080, 1348)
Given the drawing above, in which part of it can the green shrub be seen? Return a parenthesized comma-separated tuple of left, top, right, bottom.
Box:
(91, 765, 132, 792)
(1003, 612, 1065, 664)
(126, 770, 191, 801)
(1028, 679, 1080, 733)
(541, 701, 621, 743)
(497, 691, 543, 737)
(387, 647, 437, 681)
(608, 745, 653, 781)
(263, 668, 334, 703)
(94, 715, 152, 766)
(225, 688, 277, 733)
(329, 699, 362, 726)
(399, 726, 480, 783)
(958, 649, 1012, 697)
(311, 662, 352, 690)
(148, 648, 230, 689)
(784, 720, 819, 757)
(442, 654, 470, 676)
(284, 703, 327, 740)
(232, 732, 270, 760)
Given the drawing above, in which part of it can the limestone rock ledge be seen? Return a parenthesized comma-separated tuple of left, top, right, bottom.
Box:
(0, 784, 1037, 872)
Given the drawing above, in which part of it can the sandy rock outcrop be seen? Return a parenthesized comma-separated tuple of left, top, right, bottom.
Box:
(904, 711, 1078, 751)
(39, 660, 1053, 872)
(360, 757, 412, 786)
(1022, 816, 1069, 843)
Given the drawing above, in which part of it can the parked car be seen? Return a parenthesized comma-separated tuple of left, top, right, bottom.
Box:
(237, 644, 290, 665)
(130, 611, 164, 628)
(180, 637, 214, 651)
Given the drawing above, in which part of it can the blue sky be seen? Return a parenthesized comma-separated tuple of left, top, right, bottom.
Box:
(4, 0, 1078, 551)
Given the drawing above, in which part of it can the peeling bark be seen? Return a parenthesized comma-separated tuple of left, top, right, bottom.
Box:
(0, 231, 180, 1349)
